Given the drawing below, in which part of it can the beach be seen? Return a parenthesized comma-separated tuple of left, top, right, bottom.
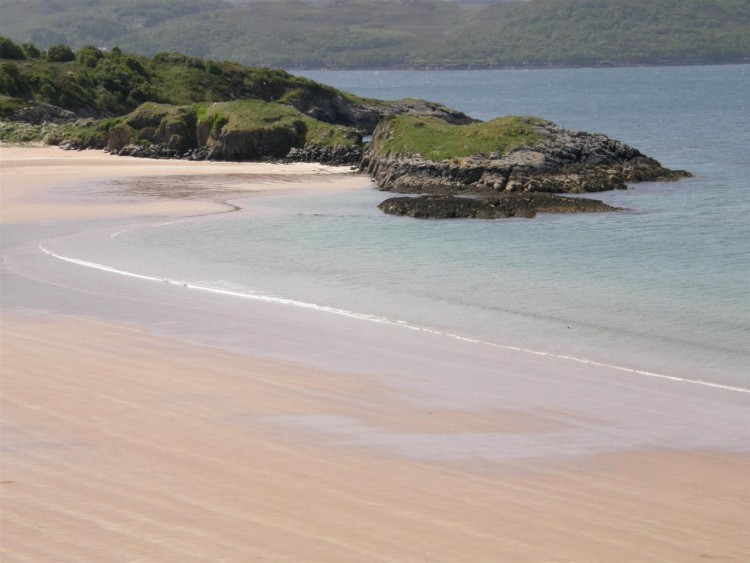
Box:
(2, 146, 749, 561)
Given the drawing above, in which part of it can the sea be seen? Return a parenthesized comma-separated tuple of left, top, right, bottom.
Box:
(53, 65, 750, 388)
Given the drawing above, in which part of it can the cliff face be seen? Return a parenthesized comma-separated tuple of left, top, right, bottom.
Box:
(363, 117, 690, 196)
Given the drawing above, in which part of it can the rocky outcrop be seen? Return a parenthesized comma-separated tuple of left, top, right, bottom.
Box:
(11, 101, 77, 125)
(291, 94, 477, 133)
(111, 143, 205, 160)
(286, 142, 363, 165)
(364, 119, 690, 196)
(198, 119, 307, 161)
(378, 193, 618, 219)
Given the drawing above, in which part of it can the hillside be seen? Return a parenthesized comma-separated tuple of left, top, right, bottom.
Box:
(439, 0, 750, 67)
(0, 40, 473, 160)
(0, 0, 748, 69)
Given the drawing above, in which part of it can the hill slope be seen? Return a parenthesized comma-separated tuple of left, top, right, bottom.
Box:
(0, 40, 473, 160)
(0, 0, 748, 68)
(438, 0, 750, 67)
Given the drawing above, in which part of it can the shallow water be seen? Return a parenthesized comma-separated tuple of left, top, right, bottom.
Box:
(45, 65, 750, 388)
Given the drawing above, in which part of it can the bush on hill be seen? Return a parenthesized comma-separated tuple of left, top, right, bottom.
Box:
(46, 44, 76, 63)
(0, 37, 24, 60)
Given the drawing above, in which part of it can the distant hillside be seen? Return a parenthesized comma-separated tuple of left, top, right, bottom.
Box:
(0, 0, 748, 68)
(439, 0, 750, 67)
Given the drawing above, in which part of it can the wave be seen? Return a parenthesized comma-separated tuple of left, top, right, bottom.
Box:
(39, 244, 750, 395)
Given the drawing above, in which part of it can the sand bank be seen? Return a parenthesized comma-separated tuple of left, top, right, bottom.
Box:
(0, 145, 358, 223)
(2, 146, 748, 561)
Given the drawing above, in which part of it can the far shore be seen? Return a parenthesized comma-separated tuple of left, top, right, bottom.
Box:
(2, 144, 748, 561)
(293, 60, 750, 72)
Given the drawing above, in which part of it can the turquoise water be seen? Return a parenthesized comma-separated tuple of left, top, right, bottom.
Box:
(76, 66, 750, 386)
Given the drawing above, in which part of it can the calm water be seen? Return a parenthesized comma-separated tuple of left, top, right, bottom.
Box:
(67, 66, 750, 386)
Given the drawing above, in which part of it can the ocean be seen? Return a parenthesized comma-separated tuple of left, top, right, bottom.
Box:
(49, 65, 750, 388)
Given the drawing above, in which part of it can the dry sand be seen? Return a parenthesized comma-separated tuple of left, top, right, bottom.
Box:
(0, 144, 357, 223)
(2, 146, 749, 561)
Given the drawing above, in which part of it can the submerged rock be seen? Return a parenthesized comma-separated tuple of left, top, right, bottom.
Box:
(377, 193, 619, 219)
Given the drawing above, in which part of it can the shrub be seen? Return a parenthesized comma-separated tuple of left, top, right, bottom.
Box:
(0, 63, 27, 97)
(0, 37, 25, 60)
(21, 43, 42, 59)
(47, 44, 76, 62)
(77, 45, 104, 68)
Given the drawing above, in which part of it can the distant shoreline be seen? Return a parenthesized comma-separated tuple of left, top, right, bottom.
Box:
(289, 60, 750, 72)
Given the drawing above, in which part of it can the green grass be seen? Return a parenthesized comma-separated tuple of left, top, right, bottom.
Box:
(371, 115, 544, 161)
(200, 99, 360, 147)
(200, 99, 302, 131)
(0, 43, 375, 121)
(0, 94, 25, 118)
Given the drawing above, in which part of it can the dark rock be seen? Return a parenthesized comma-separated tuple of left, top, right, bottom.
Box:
(365, 119, 691, 196)
(378, 193, 619, 219)
(290, 95, 477, 133)
(14, 102, 77, 125)
(286, 143, 363, 165)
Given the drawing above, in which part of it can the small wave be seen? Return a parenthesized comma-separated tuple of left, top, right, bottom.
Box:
(38, 244, 750, 395)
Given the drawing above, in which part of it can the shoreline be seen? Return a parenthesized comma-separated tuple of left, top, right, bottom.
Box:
(2, 146, 749, 560)
(33, 241, 750, 396)
(292, 60, 750, 72)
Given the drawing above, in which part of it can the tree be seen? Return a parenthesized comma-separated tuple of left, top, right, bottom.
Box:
(21, 43, 42, 59)
(0, 37, 25, 60)
(47, 44, 76, 62)
(77, 45, 104, 67)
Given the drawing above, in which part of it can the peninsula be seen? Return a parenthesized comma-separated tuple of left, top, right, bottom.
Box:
(1, 39, 690, 218)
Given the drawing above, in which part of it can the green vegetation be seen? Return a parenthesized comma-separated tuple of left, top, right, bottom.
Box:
(437, 0, 750, 67)
(0, 37, 370, 117)
(193, 98, 360, 159)
(0, 41, 365, 157)
(371, 115, 544, 161)
(0, 36, 24, 60)
(0, 0, 747, 68)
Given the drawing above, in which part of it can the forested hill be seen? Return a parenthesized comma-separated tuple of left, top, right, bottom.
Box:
(0, 0, 748, 69)
(446, 0, 750, 67)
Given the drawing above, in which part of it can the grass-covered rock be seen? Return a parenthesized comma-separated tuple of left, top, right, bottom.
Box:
(196, 99, 360, 161)
(369, 114, 544, 161)
(37, 99, 363, 162)
(364, 116, 690, 195)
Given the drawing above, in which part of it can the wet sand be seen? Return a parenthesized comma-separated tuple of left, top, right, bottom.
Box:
(2, 146, 749, 561)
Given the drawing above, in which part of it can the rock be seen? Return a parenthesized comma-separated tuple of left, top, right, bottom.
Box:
(378, 193, 619, 219)
(285, 142, 363, 165)
(289, 94, 477, 133)
(365, 118, 691, 196)
(14, 101, 77, 125)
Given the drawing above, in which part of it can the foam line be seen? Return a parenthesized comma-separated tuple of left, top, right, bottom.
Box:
(39, 244, 750, 394)
(111, 219, 182, 239)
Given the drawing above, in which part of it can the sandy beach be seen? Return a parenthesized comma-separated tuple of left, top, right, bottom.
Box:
(2, 146, 749, 561)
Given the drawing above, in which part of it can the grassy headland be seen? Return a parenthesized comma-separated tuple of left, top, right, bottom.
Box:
(370, 115, 545, 161)
(0, 40, 389, 159)
(0, 38, 690, 208)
